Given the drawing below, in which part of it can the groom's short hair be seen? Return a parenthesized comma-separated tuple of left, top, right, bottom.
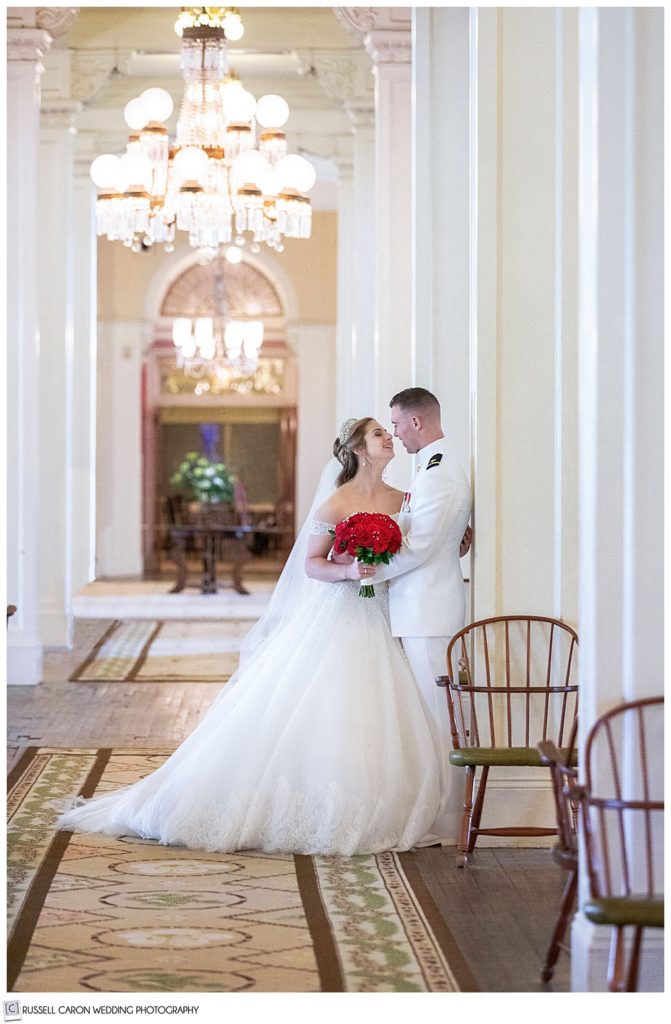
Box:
(390, 387, 441, 419)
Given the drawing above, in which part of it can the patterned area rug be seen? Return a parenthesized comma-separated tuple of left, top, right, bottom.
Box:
(7, 748, 477, 993)
(71, 620, 257, 682)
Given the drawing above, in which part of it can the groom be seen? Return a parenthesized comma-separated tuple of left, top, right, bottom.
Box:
(372, 387, 472, 843)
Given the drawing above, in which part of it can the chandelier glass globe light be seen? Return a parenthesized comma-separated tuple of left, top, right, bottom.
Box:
(90, 7, 316, 254)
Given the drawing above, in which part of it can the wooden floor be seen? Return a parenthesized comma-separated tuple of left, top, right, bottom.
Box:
(7, 618, 571, 993)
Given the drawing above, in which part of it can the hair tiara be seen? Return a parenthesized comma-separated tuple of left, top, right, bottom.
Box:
(338, 417, 358, 444)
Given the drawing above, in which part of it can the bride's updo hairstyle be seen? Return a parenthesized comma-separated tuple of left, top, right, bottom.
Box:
(333, 416, 373, 487)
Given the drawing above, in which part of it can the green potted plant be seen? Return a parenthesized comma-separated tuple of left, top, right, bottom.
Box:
(170, 452, 235, 506)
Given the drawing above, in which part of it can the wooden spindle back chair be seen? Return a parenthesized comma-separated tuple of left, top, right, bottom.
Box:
(438, 615, 578, 867)
(537, 727, 579, 983)
(576, 696, 664, 992)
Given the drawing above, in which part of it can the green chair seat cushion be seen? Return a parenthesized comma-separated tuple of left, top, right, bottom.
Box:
(584, 895, 664, 929)
(448, 746, 578, 768)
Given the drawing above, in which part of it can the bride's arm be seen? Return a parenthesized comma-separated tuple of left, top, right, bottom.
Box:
(305, 533, 369, 582)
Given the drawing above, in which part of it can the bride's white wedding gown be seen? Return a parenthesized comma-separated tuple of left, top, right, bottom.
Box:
(59, 520, 442, 856)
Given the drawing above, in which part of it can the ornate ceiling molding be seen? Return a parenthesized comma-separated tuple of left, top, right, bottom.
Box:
(333, 7, 377, 40)
(7, 29, 53, 65)
(365, 32, 412, 66)
(71, 50, 119, 104)
(7, 10, 77, 71)
(36, 7, 79, 39)
(333, 7, 411, 66)
(296, 49, 373, 107)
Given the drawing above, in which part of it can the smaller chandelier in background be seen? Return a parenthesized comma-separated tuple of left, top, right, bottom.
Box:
(173, 315, 264, 376)
(171, 254, 264, 386)
(89, 6, 317, 256)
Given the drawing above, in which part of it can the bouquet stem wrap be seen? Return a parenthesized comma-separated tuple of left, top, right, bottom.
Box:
(331, 512, 403, 597)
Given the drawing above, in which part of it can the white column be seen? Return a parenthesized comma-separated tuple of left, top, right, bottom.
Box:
(347, 104, 377, 421)
(6, 28, 53, 683)
(572, 7, 664, 992)
(455, 8, 581, 838)
(95, 321, 147, 578)
(38, 102, 80, 647)
(71, 159, 98, 593)
(368, 28, 413, 487)
(287, 324, 336, 526)
(304, 48, 374, 427)
(470, 9, 499, 623)
(335, 156, 355, 427)
(412, 7, 470, 469)
(470, 9, 579, 628)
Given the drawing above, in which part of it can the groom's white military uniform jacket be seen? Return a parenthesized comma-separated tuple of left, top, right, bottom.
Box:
(375, 438, 471, 638)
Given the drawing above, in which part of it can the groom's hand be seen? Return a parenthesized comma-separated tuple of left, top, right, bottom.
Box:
(331, 548, 374, 581)
(460, 525, 473, 557)
(331, 548, 354, 565)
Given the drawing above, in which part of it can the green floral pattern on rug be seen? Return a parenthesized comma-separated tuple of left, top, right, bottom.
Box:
(314, 853, 458, 992)
(8, 750, 462, 993)
(7, 751, 96, 930)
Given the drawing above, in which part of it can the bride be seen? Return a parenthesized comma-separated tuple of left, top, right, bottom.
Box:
(58, 417, 443, 855)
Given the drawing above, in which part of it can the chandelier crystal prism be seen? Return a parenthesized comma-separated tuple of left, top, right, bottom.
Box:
(90, 7, 316, 255)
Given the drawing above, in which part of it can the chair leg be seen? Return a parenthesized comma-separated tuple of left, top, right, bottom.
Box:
(541, 867, 577, 983)
(456, 766, 475, 868)
(467, 766, 489, 854)
(625, 927, 644, 992)
(607, 927, 626, 992)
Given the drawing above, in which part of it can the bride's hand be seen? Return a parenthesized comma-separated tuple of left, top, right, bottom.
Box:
(344, 560, 376, 581)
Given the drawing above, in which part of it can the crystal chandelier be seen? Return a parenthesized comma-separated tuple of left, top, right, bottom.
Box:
(172, 257, 264, 381)
(89, 6, 316, 255)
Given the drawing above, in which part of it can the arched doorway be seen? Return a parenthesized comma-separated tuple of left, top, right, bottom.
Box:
(142, 255, 297, 578)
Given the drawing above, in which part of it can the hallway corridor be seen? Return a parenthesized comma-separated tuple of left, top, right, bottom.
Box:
(8, 611, 570, 993)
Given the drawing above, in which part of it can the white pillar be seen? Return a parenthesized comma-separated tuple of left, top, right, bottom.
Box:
(6, 27, 53, 683)
(335, 156, 355, 427)
(71, 159, 98, 593)
(445, 8, 580, 838)
(38, 102, 80, 647)
(572, 7, 664, 992)
(95, 321, 147, 578)
(412, 7, 471, 469)
(348, 104, 377, 421)
(470, 8, 579, 628)
(368, 25, 413, 486)
(287, 324, 336, 526)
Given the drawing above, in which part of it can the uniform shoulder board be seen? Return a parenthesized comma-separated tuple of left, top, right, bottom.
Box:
(427, 453, 443, 469)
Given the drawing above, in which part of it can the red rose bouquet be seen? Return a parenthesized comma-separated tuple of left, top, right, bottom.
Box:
(332, 512, 403, 597)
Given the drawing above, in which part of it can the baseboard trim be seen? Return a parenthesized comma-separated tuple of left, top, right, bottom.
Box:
(6, 641, 44, 685)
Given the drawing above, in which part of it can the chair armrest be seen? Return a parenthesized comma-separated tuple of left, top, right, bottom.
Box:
(536, 739, 561, 765)
(537, 739, 579, 775)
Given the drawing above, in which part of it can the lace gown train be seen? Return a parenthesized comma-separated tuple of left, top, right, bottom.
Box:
(58, 576, 442, 855)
